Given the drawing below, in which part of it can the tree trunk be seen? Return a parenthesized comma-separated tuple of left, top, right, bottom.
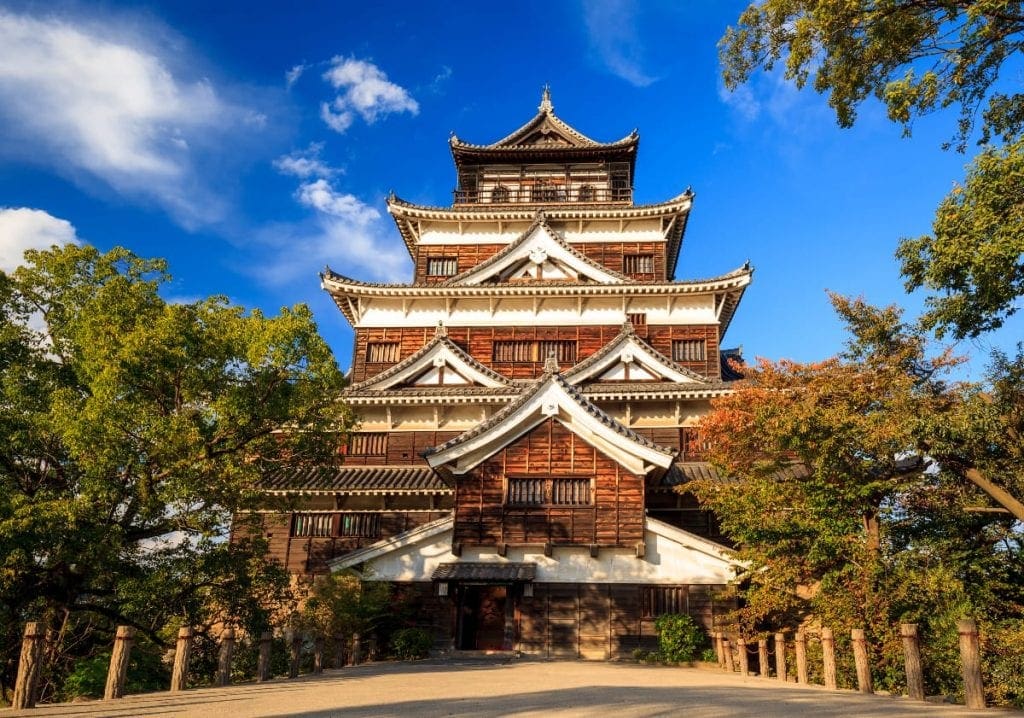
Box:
(964, 467, 1024, 523)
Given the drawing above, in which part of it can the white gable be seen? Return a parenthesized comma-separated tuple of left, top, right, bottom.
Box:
(566, 332, 706, 385)
(449, 221, 626, 286)
(350, 336, 510, 392)
(424, 374, 674, 475)
(331, 516, 741, 585)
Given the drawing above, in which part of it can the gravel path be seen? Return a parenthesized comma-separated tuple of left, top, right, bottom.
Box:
(10, 659, 1021, 718)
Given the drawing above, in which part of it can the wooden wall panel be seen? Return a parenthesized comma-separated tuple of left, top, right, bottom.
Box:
(351, 324, 721, 383)
(453, 418, 645, 548)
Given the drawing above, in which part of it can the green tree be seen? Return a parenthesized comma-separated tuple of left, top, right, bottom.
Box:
(721, 1, 1024, 339)
(299, 573, 391, 647)
(0, 244, 350, 699)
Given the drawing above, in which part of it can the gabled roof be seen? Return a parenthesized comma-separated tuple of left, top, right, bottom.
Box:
(443, 211, 629, 286)
(565, 323, 712, 385)
(423, 364, 676, 476)
(345, 325, 512, 393)
(449, 88, 638, 155)
(720, 347, 745, 381)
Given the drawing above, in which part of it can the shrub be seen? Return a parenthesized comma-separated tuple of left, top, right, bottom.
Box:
(390, 628, 433, 660)
(654, 614, 706, 664)
(62, 644, 169, 701)
(700, 647, 718, 663)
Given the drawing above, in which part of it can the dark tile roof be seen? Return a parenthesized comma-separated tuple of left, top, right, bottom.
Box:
(431, 562, 537, 582)
(658, 462, 733, 488)
(720, 348, 746, 382)
(261, 466, 451, 494)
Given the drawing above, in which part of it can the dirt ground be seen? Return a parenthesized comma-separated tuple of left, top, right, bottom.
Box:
(10, 658, 1021, 718)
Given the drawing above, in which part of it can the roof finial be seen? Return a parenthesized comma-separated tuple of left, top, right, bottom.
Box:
(539, 84, 553, 113)
(435, 320, 447, 338)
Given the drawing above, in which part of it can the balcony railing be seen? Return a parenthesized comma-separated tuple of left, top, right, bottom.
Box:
(453, 186, 633, 205)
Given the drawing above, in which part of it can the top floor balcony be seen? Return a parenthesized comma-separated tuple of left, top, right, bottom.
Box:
(453, 184, 633, 206)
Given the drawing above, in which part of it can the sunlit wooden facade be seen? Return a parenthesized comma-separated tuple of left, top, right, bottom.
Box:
(251, 90, 751, 658)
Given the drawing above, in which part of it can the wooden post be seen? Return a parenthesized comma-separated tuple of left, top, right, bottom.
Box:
(714, 632, 725, 668)
(958, 619, 985, 709)
(104, 626, 134, 700)
(851, 628, 873, 694)
(821, 628, 837, 690)
(216, 627, 235, 687)
(736, 637, 749, 676)
(286, 628, 301, 678)
(170, 626, 192, 692)
(774, 632, 787, 681)
(758, 638, 770, 678)
(794, 631, 808, 685)
(334, 635, 347, 669)
(722, 638, 735, 672)
(257, 631, 273, 682)
(368, 634, 378, 662)
(900, 624, 924, 701)
(313, 636, 324, 674)
(12, 622, 45, 709)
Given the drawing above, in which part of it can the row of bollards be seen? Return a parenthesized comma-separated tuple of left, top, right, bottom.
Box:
(712, 619, 986, 709)
(11, 622, 366, 709)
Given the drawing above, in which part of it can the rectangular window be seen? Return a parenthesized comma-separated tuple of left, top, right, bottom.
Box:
(507, 478, 546, 506)
(624, 254, 654, 275)
(426, 257, 458, 277)
(348, 432, 387, 456)
(672, 339, 706, 363)
(339, 513, 381, 538)
(626, 312, 646, 327)
(493, 340, 577, 363)
(641, 586, 688, 618)
(291, 513, 333, 538)
(506, 478, 592, 506)
(366, 342, 400, 363)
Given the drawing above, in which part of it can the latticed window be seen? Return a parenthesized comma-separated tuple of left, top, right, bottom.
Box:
(366, 342, 400, 363)
(641, 586, 688, 618)
(492, 340, 576, 363)
(426, 257, 458, 277)
(291, 513, 333, 538)
(624, 254, 655, 275)
(507, 478, 546, 505)
(626, 312, 646, 327)
(672, 339, 706, 362)
(491, 185, 510, 203)
(339, 513, 381, 538)
(348, 432, 387, 456)
(506, 478, 592, 506)
(551, 478, 591, 505)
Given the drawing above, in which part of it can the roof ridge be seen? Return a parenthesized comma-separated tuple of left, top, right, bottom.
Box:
(564, 322, 712, 384)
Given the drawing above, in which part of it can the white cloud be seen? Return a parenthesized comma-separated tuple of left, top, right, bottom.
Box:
(295, 179, 380, 225)
(285, 63, 307, 88)
(273, 143, 338, 179)
(582, 0, 657, 87)
(0, 207, 80, 273)
(0, 10, 250, 227)
(320, 57, 418, 133)
(719, 82, 761, 122)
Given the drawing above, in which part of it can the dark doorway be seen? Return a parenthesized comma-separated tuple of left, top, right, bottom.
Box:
(458, 585, 508, 650)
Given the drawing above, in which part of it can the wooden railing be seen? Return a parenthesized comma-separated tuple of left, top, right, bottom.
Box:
(453, 186, 632, 205)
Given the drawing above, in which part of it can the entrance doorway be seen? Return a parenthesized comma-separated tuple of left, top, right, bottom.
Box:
(458, 585, 508, 650)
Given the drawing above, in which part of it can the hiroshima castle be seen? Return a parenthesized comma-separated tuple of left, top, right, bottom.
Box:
(247, 89, 752, 658)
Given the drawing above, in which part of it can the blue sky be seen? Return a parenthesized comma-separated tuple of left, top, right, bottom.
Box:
(0, 0, 1018, 378)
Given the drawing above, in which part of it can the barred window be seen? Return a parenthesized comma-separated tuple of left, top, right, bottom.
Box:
(624, 254, 654, 275)
(339, 513, 381, 538)
(492, 340, 577, 363)
(426, 257, 458, 277)
(672, 339, 706, 362)
(641, 586, 688, 618)
(626, 312, 646, 327)
(507, 478, 546, 506)
(366, 342, 400, 363)
(349, 432, 387, 455)
(550, 478, 591, 505)
(291, 513, 333, 538)
(507, 478, 592, 506)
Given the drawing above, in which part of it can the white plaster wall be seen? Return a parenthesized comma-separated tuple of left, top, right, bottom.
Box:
(361, 525, 736, 585)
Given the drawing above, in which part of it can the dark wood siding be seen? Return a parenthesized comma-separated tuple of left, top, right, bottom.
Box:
(453, 418, 645, 548)
(351, 324, 721, 383)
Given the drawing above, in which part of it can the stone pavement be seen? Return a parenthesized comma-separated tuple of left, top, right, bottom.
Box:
(10, 658, 1021, 718)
